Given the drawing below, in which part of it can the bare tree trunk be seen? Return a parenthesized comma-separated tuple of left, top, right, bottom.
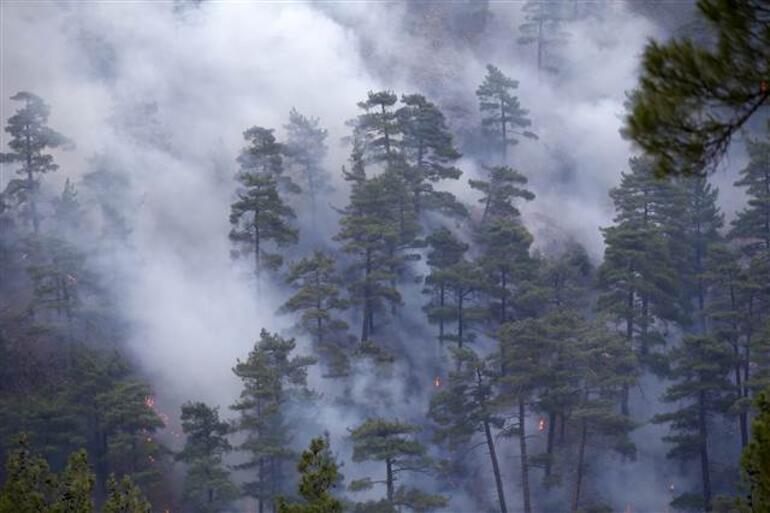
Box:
(484, 419, 507, 513)
(518, 399, 532, 513)
(571, 419, 588, 513)
(698, 390, 712, 511)
(386, 457, 394, 505)
(544, 411, 556, 478)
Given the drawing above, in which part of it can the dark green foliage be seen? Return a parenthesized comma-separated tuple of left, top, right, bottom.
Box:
(0, 435, 54, 513)
(349, 418, 444, 511)
(230, 126, 299, 280)
(0, 92, 72, 235)
(625, 0, 770, 176)
(96, 381, 166, 489)
(102, 475, 151, 513)
(277, 437, 343, 513)
(469, 165, 535, 224)
(598, 158, 682, 380)
(397, 94, 465, 217)
(352, 91, 400, 165)
(50, 450, 95, 513)
(476, 65, 536, 163)
(177, 402, 237, 513)
(422, 227, 469, 344)
(0, 439, 99, 513)
(231, 329, 315, 512)
(741, 389, 770, 513)
(334, 153, 408, 343)
(282, 251, 352, 377)
(471, 165, 535, 326)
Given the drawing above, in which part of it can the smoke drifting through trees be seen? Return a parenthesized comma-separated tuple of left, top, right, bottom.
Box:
(1, 1, 765, 513)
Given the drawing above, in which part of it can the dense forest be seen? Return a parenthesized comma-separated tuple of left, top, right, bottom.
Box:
(1, 1, 770, 512)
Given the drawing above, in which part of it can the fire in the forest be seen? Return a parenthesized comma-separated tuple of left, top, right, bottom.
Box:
(433, 376, 442, 388)
(538, 418, 545, 432)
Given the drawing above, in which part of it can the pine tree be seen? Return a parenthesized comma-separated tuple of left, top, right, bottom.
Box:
(0, 435, 54, 513)
(282, 251, 352, 377)
(422, 227, 469, 345)
(277, 437, 343, 513)
(238, 126, 299, 194)
(0, 92, 72, 235)
(679, 176, 724, 331)
(597, 157, 683, 412)
(469, 165, 535, 225)
(177, 402, 238, 513)
(231, 329, 315, 513)
(334, 153, 403, 343)
(731, 131, 770, 256)
(428, 347, 507, 513)
(50, 450, 95, 513)
(570, 323, 636, 513)
(349, 418, 445, 513)
(396, 94, 465, 217)
(705, 244, 752, 448)
(230, 127, 299, 282)
(102, 475, 151, 513)
(352, 91, 401, 165)
(625, 1, 770, 176)
(283, 109, 330, 217)
(476, 65, 536, 164)
(96, 381, 165, 489)
(654, 335, 735, 512)
(470, 165, 535, 327)
(517, 0, 569, 73)
(498, 317, 552, 513)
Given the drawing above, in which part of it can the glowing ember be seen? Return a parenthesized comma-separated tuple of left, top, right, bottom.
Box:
(144, 396, 156, 409)
(538, 418, 545, 432)
(433, 376, 441, 388)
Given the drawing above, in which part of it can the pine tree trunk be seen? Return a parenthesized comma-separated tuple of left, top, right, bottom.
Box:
(545, 410, 556, 478)
(730, 286, 749, 447)
(386, 457, 394, 505)
(25, 126, 40, 236)
(457, 289, 464, 348)
(439, 282, 445, 343)
(361, 249, 371, 342)
(518, 398, 532, 513)
(571, 418, 588, 513)
(484, 419, 507, 513)
(698, 390, 712, 511)
(622, 282, 634, 416)
(500, 101, 507, 165)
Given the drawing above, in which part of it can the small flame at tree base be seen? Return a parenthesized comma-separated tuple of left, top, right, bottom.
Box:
(538, 418, 545, 432)
(433, 376, 441, 388)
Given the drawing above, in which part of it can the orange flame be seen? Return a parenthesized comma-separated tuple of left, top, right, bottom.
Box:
(538, 418, 545, 432)
(433, 376, 442, 388)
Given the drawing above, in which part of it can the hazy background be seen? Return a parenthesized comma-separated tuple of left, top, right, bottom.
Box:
(1, 1, 735, 510)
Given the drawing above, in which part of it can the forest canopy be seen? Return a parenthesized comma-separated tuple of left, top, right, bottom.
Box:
(1, 1, 770, 513)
